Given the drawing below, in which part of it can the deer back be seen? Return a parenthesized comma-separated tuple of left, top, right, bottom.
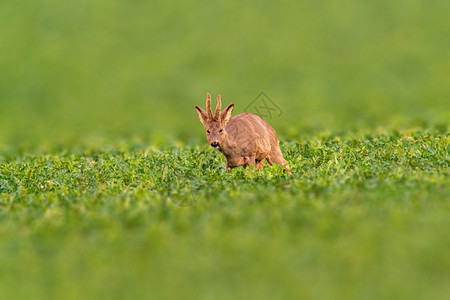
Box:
(221, 113, 278, 157)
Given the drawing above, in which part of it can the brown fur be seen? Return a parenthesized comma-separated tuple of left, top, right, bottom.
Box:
(195, 93, 290, 173)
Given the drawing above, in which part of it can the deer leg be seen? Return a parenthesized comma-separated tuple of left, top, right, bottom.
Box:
(226, 161, 232, 174)
(255, 159, 264, 171)
(243, 156, 256, 170)
(267, 148, 291, 174)
(248, 155, 256, 167)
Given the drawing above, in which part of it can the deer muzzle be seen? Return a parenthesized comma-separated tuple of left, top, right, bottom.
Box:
(210, 142, 219, 148)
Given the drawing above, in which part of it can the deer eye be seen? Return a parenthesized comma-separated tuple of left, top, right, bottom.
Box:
(219, 129, 223, 133)
(207, 130, 210, 134)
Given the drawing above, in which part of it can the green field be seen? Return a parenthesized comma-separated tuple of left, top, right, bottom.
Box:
(0, 0, 449, 299)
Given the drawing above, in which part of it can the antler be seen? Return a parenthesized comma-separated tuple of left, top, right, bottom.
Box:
(206, 93, 213, 120)
(214, 95, 221, 121)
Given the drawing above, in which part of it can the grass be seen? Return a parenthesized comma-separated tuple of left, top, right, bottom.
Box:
(1, 130, 449, 299)
(0, 0, 449, 299)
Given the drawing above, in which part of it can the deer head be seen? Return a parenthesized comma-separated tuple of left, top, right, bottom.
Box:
(195, 93, 234, 149)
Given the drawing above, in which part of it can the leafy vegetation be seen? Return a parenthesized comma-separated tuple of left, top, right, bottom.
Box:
(0, 0, 449, 299)
(1, 130, 448, 299)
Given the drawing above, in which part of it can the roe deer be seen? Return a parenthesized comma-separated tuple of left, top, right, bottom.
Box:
(195, 93, 290, 173)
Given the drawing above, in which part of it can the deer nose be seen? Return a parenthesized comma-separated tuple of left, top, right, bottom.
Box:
(211, 142, 219, 148)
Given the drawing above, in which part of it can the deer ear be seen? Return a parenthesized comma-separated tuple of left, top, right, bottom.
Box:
(220, 103, 234, 124)
(195, 106, 208, 126)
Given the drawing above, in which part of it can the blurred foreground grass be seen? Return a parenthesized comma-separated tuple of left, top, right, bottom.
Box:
(0, 0, 449, 299)
(1, 131, 449, 299)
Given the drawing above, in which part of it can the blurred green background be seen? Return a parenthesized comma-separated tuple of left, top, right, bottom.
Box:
(1, 0, 448, 147)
